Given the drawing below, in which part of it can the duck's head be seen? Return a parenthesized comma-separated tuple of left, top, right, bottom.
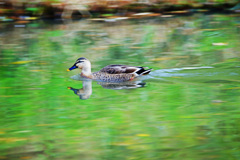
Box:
(67, 57, 90, 71)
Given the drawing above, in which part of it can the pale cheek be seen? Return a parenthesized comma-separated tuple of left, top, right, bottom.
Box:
(76, 64, 83, 69)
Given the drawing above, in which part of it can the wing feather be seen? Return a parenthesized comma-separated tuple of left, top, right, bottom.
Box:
(100, 65, 140, 74)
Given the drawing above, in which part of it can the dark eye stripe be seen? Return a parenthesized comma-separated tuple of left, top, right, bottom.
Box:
(76, 57, 87, 63)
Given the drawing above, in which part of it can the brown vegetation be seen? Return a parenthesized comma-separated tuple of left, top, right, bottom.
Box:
(0, 0, 238, 21)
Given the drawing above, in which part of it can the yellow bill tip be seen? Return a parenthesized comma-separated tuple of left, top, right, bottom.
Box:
(67, 69, 70, 71)
(67, 87, 71, 89)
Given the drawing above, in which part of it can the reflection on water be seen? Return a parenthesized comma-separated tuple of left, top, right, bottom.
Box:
(1, 13, 240, 159)
(98, 81, 146, 90)
(68, 80, 92, 100)
(68, 75, 147, 100)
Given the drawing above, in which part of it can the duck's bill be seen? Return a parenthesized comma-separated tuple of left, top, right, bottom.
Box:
(67, 65, 77, 71)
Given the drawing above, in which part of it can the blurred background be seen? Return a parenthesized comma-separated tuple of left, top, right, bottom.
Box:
(1, 0, 240, 160)
(0, 0, 239, 21)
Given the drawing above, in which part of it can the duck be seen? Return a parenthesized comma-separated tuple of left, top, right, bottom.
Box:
(67, 57, 152, 82)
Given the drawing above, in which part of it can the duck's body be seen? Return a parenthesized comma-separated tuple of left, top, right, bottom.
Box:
(67, 57, 152, 82)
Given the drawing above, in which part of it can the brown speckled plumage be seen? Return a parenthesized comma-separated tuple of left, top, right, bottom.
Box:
(92, 71, 135, 82)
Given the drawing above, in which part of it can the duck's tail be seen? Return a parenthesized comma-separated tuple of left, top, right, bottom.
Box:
(141, 69, 152, 75)
(136, 68, 152, 76)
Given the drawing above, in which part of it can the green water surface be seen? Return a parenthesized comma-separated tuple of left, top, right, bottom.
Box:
(0, 13, 240, 160)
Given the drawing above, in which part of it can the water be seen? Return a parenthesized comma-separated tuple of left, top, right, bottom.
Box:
(0, 13, 240, 160)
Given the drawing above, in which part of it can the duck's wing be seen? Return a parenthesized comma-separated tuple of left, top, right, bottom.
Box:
(100, 65, 152, 75)
(100, 65, 141, 74)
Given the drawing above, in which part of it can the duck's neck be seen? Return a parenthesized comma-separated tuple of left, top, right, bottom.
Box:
(81, 62, 93, 79)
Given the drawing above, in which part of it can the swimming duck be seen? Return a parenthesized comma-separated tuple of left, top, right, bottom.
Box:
(67, 57, 152, 82)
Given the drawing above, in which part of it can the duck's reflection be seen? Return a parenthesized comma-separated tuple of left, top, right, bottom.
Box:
(68, 79, 146, 100)
(98, 81, 146, 90)
(68, 80, 92, 100)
